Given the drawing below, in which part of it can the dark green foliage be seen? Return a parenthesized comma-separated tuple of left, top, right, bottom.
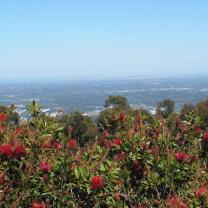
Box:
(159, 99, 175, 118)
(98, 96, 131, 133)
(180, 103, 195, 121)
(97, 108, 119, 133)
(61, 112, 97, 147)
(104, 95, 129, 109)
(166, 112, 180, 136)
(196, 98, 208, 128)
(138, 108, 155, 125)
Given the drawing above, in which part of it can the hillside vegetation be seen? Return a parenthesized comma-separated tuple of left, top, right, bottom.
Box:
(1, 96, 208, 207)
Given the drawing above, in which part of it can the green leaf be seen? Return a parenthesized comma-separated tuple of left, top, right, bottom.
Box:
(99, 164, 106, 172)
(74, 168, 79, 179)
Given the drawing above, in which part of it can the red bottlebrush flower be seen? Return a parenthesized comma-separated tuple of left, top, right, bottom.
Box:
(106, 140, 113, 148)
(175, 152, 189, 162)
(0, 143, 13, 157)
(195, 127, 201, 135)
(203, 131, 208, 142)
(0, 113, 8, 122)
(67, 125, 74, 134)
(15, 128, 21, 135)
(42, 141, 51, 149)
(166, 196, 188, 208)
(133, 160, 144, 177)
(119, 112, 126, 122)
(196, 187, 207, 198)
(100, 139, 112, 148)
(50, 139, 61, 150)
(113, 152, 126, 161)
(150, 145, 159, 157)
(91, 176, 104, 190)
(113, 138, 122, 146)
(14, 144, 26, 156)
(67, 139, 77, 148)
(39, 161, 51, 173)
(102, 130, 109, 138)
(0, 172, 4, 185)
(31, 201, 46, 208)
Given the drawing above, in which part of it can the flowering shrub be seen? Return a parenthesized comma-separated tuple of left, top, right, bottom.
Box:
(113, 138, 122, 146)
(0, 99, 208, 207)
(203, 131, 208, 142)
(39, 161, 52, 173)
(90, 176, 104, 190)
(67, 138, 77, 148)
(0, 143, 13, 157)
(0, 113, 8, 122)
(195, 187, 207, 199)
(175, 152, 189, 162)
(31, 201, 46, 208)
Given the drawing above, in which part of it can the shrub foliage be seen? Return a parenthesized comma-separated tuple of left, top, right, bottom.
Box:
(0, 98, 208, 207)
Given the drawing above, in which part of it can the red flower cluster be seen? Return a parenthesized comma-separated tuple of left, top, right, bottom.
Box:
(31, 201, 46, 208)
(14, 144, 26, 156)
(0, 113, 8, 122)
(113, 138, 122, 146)
(90, 175, 104, 190)
(133, 160, 144, 177)
(102, 130, 110, 138)
(119, 112, 126, 122)
(15, 127, 21, 134)
(150, 145, 159, 156)
(39, 161, 51, 173)
(113, 152, 126, 161)
(195, 127, 201, 135)
(195, 187, 207, 198)
(203, 131, 208, 142)
(175, 152, 189, 162)
(0, 144, 13, 157)
(166, 196, 188, 208)
(67, 139, 77, 148)
(0, 143, 26, 158)
(43, 139, 61, 150)
(100, 139, 113, 148)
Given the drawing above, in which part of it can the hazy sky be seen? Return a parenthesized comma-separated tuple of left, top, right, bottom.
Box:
(0, 0, 208, 80)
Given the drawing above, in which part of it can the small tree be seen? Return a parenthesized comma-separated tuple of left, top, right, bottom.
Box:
(98, 96, 129, 133)
(61, 112, 98, 147)
(159, 99, 175, 118)
(26, 100, 41, 117)
(104, 95, 129, 109)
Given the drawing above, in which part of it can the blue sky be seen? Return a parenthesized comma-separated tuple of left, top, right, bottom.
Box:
(0, 0, 208, 80)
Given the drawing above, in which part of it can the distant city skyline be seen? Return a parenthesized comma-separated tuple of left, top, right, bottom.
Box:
(0, 0, 208, 80)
